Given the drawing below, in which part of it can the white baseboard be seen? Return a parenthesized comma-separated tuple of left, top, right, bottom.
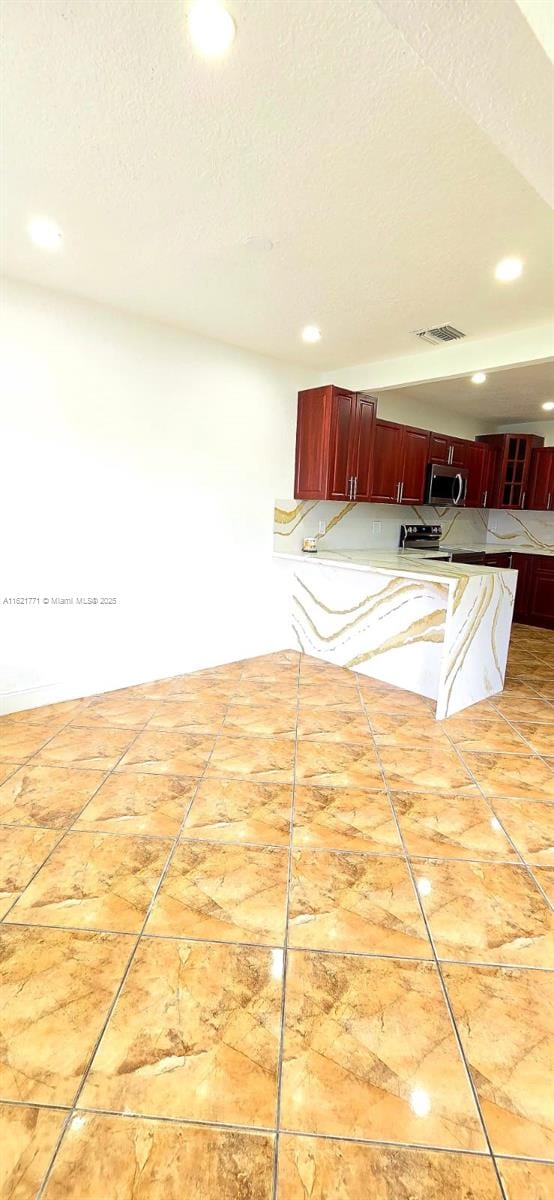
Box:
(0, 642, 298, 717)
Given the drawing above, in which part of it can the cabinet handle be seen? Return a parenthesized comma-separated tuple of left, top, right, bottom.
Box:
(482, 490, 487, 508)
(347, 477, 352, 500)
(353, 476, 358, 500)
(521, 491, 526, 509)
(395, 481, 401, 502)
(398, 481, 404, 503)
(548, 492, 552, 510)
(448, 445, 453, 464)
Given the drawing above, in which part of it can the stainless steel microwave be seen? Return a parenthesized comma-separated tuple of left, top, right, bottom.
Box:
(425, 462, 468, 506)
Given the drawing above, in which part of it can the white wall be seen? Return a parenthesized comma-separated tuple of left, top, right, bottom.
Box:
(493, 419, 554, 445)
(0, 277, 316, 713)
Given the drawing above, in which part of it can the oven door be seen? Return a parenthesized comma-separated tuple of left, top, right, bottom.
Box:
(426, 463, 468, 506)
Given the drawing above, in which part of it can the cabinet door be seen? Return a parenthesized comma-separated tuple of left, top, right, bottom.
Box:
(499, 435, 534, 509)
(475, 434, 543, 509)
(370, 420, 403, 503)
(526, 448, 554, 510)
(466, 443, 487, 507)
(527, 559, 554, 629)
(351, 395, 376, 501)
(401, 426, 430, 503)
(450, 439, 471, 469)
(511, 553, 532, 621)
(295, 387, 331, 499)
(429, 433, 450, 464)
(327, 389, 359, 500)
(480, 445, 496, 508)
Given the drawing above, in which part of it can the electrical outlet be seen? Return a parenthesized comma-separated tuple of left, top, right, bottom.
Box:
(372, 520, 382, 534)
(318, 520, 326, 536)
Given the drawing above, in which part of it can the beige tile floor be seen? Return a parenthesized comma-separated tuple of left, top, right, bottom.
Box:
(0, 624, 553, 1199)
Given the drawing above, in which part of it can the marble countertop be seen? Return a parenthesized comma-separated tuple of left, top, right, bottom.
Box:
(273, 548, 518, 583)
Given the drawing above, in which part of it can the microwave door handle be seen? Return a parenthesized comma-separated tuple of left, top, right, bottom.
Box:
(453, 473, 463, 505)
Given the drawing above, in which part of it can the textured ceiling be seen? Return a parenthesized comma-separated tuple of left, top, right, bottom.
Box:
(1, 0, 553, 368)
(379, 359, 554, 423)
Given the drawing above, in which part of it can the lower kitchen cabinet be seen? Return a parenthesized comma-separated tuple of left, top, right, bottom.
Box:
(449, 552, 553, 629)
(512, 553, 554, 629)
(483, 552, 513, 568)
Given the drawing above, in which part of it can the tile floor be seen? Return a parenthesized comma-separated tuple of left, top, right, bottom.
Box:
(0, 624, 553, 1199)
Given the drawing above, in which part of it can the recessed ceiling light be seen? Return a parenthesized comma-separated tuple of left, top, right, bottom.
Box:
(302, 325, 321, 344)
(494, 256, 523, 282)
(543, 401, 554, 411)
(188, 0, 236, 58)
(28, 216, 63, 251)
(471, 372, 487, 384)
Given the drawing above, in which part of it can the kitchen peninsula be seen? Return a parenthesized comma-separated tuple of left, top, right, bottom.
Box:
(273, 547, 517, 720)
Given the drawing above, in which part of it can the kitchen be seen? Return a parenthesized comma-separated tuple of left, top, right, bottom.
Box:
(274, 364, 554, 717)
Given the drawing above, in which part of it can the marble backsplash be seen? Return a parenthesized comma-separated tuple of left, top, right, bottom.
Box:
(274, 500, 554, 554)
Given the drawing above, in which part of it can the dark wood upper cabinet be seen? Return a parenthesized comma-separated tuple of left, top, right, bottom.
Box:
(466, 441, 494, 508)
(294, 386, 376, 501)
(327, 388, 359, 500)
(526, 447, 554, 511)
(370, 420, 428, 504)
(450, 439, 472, 469)
(370, 420, 403, 502)
(294, 387, 551, 510)
(401, 425, 431, 503)
(429, 432, 471, 468)
(352, 395, 378, 501)
(476, 433, 544, 509)
(429, 433, 450, 464)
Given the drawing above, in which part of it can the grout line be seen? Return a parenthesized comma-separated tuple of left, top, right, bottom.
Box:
(0, 710, 92, 770)
(470, 709, 554, 912)
(493, 1151, 554, 1165)
(15, 1091, 554, 1167)
(0, 724, 154, 925)
(0, 820, 178, 842)
(278, 1126, 499, 1157)
(34, 662, 259, 1198)
(271, 653, 301, 1200)
(5, 644, 552, 1195)
(3, 917, 552, 971)
(352, 672, 504, 1191)
(439, 725, 554, 912)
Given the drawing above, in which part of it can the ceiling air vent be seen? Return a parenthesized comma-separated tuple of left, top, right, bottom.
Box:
(413, 324, 466, 346)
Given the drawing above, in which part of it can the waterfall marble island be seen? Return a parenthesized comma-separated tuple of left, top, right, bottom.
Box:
(272, 501, 526, 720)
